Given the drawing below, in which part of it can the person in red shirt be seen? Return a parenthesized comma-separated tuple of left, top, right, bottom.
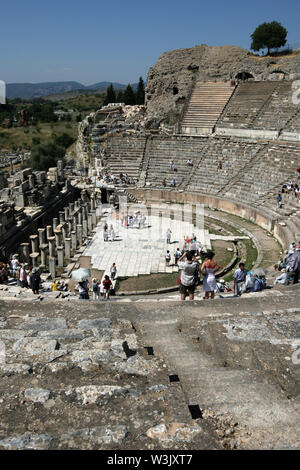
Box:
(102, 275, 112, 300)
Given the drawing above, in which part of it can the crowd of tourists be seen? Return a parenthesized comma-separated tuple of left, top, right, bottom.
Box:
(103, 212, 147, 241)
(277, 180, 300, 208)
(164, 230, 269, 301)
(1, 258, 42, 294)
(76, 267, 117, 301)
(122, 211, 147, 229)
(98, 170, 135, 186)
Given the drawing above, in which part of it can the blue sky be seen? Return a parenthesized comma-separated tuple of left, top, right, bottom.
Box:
(1, 0, 299, 85)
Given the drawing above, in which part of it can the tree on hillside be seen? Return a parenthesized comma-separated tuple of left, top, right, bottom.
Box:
(104, 83, 116, 105)
(136, 77, 145, 105)
(250, 21, 287, 55)
(123, 84, 136, 105)
(27, 142, 65, 171)
(116, 90, 124, 103)
(54, 132, 75, 148)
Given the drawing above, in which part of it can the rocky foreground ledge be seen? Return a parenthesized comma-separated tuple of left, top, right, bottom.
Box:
(0, 285, 299, 450)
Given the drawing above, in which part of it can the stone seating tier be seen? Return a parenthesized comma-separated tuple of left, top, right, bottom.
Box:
(218, 81, 280, 129)
(251, 81, 295, 131)
(104, 137, 147, 180)
(223, 144, 300, 204)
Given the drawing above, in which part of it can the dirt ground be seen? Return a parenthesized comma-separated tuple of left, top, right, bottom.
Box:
(67, 256, 104, 292)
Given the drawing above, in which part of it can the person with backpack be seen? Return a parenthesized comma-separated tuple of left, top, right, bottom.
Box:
(177, 251, 200, 301)
(174, 248, 182, 265)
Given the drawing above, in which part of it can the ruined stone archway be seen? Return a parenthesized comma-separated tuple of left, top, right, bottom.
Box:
(269, 70, 287, 80)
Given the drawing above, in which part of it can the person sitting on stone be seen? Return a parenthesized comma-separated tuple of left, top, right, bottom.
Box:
(170, 178, 176, 187)
(274, 269, 289, 285)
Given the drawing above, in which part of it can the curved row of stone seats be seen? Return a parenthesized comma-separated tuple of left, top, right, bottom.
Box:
(260, 191, 300, 243)
(250, 81, 295, 131)
(218, 82, 279, 129)
(223, 143, 300, 205)
(185, 139, 266, 195)
(144, 136, 211, 187)
(103, 136, 147, 181)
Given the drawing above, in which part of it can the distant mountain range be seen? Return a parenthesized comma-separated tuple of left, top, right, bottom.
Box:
(6, 81, 138, 100)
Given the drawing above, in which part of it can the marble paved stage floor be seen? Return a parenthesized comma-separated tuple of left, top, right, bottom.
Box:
(84, 209, 211, 278)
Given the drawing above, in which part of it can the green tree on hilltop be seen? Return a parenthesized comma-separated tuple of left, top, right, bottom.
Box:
(136, 77, 145, 105)
(250, 21, 287, 55)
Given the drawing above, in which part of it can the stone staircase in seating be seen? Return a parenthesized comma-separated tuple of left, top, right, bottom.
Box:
(180, 81, 235, 134)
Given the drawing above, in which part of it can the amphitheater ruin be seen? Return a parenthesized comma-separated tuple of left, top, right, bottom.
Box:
(0, 44, 299, 450)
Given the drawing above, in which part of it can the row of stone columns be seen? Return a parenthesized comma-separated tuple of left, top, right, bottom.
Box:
(19, 192, 100, 278)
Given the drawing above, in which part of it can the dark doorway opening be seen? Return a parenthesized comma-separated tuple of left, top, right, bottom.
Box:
(235, 72, 254, 81)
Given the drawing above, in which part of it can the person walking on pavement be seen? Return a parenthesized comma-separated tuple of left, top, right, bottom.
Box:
(110, 263, 117, 281)
(166, 228, 172, 244)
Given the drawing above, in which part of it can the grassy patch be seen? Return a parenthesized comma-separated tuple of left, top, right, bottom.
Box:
(117, 272, 180, 292)
(243, 239, 258, 271)
(0, 121, 78, 151)
(211, 240, 235, 269)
